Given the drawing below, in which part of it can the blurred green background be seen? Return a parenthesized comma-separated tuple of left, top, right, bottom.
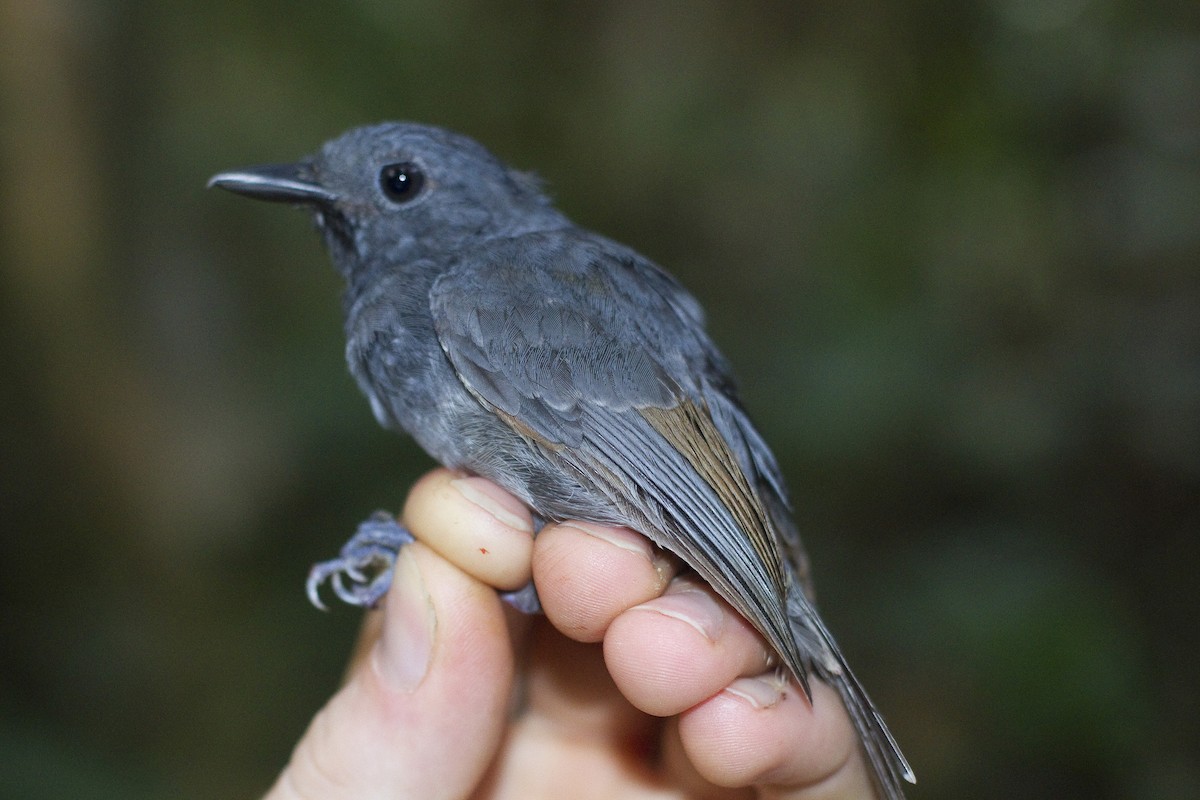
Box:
(2, 1, 1197, 798)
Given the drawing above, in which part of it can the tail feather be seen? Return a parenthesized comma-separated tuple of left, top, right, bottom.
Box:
(788, 592, 915, 800)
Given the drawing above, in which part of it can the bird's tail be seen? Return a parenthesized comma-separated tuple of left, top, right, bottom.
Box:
(787, 592, 915, 800)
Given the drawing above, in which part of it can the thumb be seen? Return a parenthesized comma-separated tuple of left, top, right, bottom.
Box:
(265, 542, 516, 800)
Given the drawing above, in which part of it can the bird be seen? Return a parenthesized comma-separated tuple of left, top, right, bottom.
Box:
(209, 121, 914, 798)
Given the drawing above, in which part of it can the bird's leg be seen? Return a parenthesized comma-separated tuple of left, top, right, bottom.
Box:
(498, 581, 541, 614)
(306, 510, 545, 613)
(307, 510, 413, 609)
(497, 513, 545, 613)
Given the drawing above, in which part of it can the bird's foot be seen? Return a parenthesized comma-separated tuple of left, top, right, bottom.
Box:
(307, 510, 546, 613)
(306, 511, 413, 610)
(498, 514, 544, 614)
(499, 580, 542, 614)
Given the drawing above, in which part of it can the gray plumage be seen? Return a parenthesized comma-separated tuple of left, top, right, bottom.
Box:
(210, 122, 913, 798)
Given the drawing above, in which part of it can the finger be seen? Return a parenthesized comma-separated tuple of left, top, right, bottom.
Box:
(403, 468, 535, 590)
(675, 676, 873, 799)
(534, 520, 680, 642)
(265, 542, 516, 800)
(660, 717, 755, 800)
(480, 618, 672, 798)
(523, 618, 655, 744)
(603, 576, 775, 717)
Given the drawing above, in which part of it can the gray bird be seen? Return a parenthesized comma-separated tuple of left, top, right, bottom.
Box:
(210, 122, 914, 798)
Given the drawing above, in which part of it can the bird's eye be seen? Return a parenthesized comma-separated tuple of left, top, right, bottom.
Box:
(379, 162, 425, 203)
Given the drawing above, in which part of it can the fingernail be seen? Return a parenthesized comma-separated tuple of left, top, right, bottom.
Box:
(375, 548, 434, 692)
(451, 477, 533, 533)
(723, 674, 786, 709)
(636, 580, 725, 641)
(558, 521, 654, 562)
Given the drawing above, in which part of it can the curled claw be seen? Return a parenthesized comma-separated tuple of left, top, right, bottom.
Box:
(305, 512, 415, 610)
(305, 564, 332, 611)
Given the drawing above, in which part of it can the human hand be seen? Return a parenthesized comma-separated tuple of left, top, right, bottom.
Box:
(263, 468, 876, 799)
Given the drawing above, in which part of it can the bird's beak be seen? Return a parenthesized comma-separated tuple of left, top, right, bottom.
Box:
(207, 162, 337, 204)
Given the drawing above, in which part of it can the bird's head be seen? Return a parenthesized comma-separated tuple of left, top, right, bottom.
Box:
(210, 122, 565, 275)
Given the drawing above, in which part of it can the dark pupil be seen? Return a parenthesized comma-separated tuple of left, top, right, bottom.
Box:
(380, 162, 424, 202)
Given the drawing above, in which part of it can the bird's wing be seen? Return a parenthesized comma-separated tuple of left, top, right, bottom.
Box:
(429, 233, 810, 685)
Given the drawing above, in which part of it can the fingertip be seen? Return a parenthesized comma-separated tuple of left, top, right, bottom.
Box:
(556, 521, 657, 561)
(533, 521, 677, 642)
(677, 677, 869, 795)
(449, 475, 533, 534)
(403, 469, 534, 590)
(603, 579, 772, 717)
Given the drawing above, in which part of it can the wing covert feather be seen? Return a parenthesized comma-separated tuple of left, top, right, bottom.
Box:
(429, 232, 808, 680)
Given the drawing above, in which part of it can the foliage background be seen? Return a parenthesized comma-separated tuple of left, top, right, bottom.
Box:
(2, 1, 1197, 798)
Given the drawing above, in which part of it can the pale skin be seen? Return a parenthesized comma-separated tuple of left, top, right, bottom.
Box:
(265, 468, 877, 799)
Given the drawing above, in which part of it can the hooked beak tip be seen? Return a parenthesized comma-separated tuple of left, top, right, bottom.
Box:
(208, 163, 337, 204)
